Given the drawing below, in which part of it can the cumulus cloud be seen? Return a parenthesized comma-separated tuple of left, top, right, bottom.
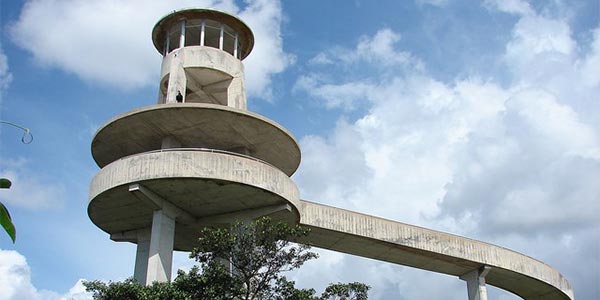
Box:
(293, 3, 600, 299)
(0, 250, 39, 300)
(296, 74, 509, 227)
(442, 89, 600, 236)
(505, 15, 576, 80)
(0, 249, 91, 300)
(297, 0, 600, 238)
(239, 0, 295, 100)
(9, 0, 291, 99)
(308, 28, 419, 69)
(291, 249, 465, 300)
(293, 76, 374, 110)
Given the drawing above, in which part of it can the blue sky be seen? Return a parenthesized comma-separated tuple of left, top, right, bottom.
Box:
(0, 0, 599, 299)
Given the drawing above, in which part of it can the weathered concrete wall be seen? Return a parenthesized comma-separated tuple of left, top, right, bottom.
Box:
(299, 200, 574, 300)
(91, 104, 301, 175)
(90, 150, 300, 209)
(160, 46, 246, 109)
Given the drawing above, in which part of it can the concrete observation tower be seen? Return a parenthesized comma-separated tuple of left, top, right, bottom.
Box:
(89, 8, 575, 300)
(89, 8, 300, 284)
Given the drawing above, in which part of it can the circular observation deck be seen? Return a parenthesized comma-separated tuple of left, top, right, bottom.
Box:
(89, 150, 300, 251)
(152, 8, 254, 59)
(91, 103, 301, 176)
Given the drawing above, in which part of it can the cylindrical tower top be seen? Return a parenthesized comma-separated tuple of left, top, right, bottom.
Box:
(152, 8, 254, 60)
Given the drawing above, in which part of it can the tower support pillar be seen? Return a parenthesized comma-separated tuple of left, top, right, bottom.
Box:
(460, 266, 491, 300)
(133, 228, 151, 284)
(146, 209, 175, 284)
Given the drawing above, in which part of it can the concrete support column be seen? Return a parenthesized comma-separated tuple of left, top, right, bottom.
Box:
(146, 210, 175, 284)
(460, 266, 491, 300)
(133, 228, 151, 284)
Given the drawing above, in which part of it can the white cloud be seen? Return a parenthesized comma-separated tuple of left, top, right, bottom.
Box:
(0, 250, 38, 300)
(0, 249, 91, 300)
(0, 47, 12, 93)
(0, 160, 66, 211)
(296, 75, 509, 228)
(293, 75, 373, 110)
(297, 7, 600, 236)
(308, 52, 334, 65)
(293, 5, 600, 299)
(58, 279, 92, 300)
(296, 120, 373, 208)
(580, 28, 600, 87)
(308, 28, 419, 69)
(484, 0, 534, 16)
(353, 29, 411, 66)
(9, 0, 291, 99)
(291, 248, 471, 300)
(239, 0, 295, 100)
(507, 89, 600, 159)
(505, 15, 576, 78)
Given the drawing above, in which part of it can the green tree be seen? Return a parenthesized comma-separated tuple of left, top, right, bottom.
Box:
(85, 217, 370, 300)
(321, 282, 370, 300)
(191, 217, 318, 300)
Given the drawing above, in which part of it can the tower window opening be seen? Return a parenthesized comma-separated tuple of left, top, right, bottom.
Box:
(162, 18, 243, 59)
(233, 32, 239, 58)
(184, 19, 202, 46)
(219, 25, 224, 50)
(167, 23, 182, 53)
(223, 25, 236, 56)
(179, 20, 186, 48)
(204, 20, 221, 49)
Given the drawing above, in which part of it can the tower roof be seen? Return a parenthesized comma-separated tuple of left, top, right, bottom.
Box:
(152, 8, 255, 59)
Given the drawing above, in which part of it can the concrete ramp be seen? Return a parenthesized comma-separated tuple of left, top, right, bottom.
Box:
(299, 200, 574, 300)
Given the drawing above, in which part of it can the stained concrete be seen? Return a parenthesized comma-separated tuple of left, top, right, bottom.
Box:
(146, 210, 175, 284)
(159, 47, 247, 108)
(298, 200, 574, 300)
(91, 103, 301, 175)
(89, 150, 300, 251)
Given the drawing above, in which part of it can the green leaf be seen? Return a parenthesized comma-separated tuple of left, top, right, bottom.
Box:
(0, 178, 11, 189)
(0, 201, 16, 243)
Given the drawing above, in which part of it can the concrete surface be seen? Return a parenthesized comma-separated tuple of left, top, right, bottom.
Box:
(146, 210, 175, 284)
(298, 200, 574, 300)
(159, 46, 247, 108)
(461, 266, 491, 300)
(91, 103, 301, 176)
(133, 229, 151, 284)
(89, 150, 300, 251)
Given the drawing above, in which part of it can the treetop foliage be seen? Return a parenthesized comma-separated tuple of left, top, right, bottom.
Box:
(84, 217, 369, 300)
